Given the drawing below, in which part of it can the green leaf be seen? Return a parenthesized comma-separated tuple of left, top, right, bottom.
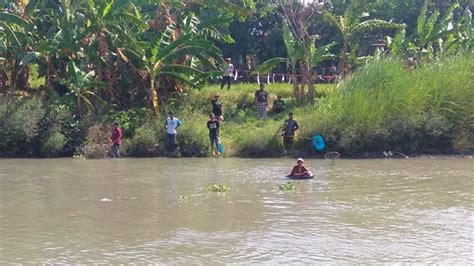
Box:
(254, 57, 287, 74)
(19, 52, 40, 66)
(0, 12, 33, 30)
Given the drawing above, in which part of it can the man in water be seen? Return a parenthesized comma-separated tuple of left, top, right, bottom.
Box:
(220, 57, 234, 90)
(164, 112, 182, 152)
(289, 158, 311, 177)
(255, 83, 269, 119)
(207, 113, 220, 157)
(272, 94, 286, 113)
(282, 112, 299, 154)
(111, 121, 122, 158)
(211, 95, 223, 121)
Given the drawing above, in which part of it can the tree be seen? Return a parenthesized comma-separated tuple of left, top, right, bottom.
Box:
(323, 1, 405, 77)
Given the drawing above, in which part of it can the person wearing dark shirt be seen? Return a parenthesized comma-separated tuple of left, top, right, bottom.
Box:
(272, 94, 285, 113)
(207, 113, 220, 157)
(281, 112, 299, 154)
(211, 95, 223, 121)
(289, 158, 311, 177)
(255, 84, 268, 119)
(111, 121, 122, 158)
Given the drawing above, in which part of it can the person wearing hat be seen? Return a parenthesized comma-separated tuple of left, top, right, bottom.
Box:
(110, 121, 122, 158)
(220, 57, 234, 90)
(289, 158, 311, 177)
(211, 95, 224, 121)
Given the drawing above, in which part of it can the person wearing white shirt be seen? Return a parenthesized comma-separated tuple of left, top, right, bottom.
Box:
(164, 112, 182, 151)
(220, 57, 234, 90)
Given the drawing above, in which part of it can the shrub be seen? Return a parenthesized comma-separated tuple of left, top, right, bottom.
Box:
(0, 97, 45, 156)
(40, 129, 66, 157)
(80, 124, 110, 158)
(123, 125, 159, 157)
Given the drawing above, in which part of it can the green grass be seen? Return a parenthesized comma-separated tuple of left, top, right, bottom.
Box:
(2, 54, 472, 158)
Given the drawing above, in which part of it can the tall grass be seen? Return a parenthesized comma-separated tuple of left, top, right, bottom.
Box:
(300, 53, 474, 155)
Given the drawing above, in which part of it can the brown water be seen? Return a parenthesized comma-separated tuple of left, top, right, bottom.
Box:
(0, 158, 472, 263)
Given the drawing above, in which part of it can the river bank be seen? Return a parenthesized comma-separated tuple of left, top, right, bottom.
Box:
(0, 55, 472, 159)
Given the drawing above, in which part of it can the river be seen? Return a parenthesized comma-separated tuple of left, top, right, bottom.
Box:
(0, 158, 472, 263)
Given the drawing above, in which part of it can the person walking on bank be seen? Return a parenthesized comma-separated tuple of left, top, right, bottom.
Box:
(255, 83, 269, 119)
(281, 112, 299, 154)
(211, 95, 224, 121)
(111, 121, 122, 158)
(221, 58, 234, 90)
(207, 113, 221, 157)
(164, 112, 182, 152)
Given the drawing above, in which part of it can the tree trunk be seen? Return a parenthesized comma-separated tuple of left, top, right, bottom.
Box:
(339, 37, 350, 78)
(149, 74, 160, 116)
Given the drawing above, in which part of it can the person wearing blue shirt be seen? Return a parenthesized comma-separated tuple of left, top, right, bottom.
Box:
(164, 112, 182, 152)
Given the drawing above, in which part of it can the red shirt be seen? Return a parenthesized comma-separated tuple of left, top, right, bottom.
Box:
(112, 127, 122, 145)
(290, 165, 309, 175)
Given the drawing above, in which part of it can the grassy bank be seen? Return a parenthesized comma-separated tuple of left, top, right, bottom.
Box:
(0, 54, 472, 158)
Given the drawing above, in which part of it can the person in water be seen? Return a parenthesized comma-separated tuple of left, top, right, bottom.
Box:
(289, 158, 312, 177)
(207, 113, 220, 157)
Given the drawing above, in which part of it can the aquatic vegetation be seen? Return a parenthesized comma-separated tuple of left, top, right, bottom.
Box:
(178, 195, 188, 202)
(207, 184, 230, 192)
(72, 154, 86, 160)
(278, 181, 296, 191)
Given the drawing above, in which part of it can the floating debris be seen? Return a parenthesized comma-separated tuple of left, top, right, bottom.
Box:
(100, 198, 113, 202)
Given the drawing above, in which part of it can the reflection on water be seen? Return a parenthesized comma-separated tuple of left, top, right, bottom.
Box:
(0, 158, 473, 263)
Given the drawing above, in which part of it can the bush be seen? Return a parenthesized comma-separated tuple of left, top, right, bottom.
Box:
(123, 125, 159, 157)
(0, 97, 45, 156)
(40, 129, 66, 157)
(80, 124, 110, 158)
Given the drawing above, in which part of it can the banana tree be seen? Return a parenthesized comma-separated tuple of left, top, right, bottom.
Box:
(324, 5, 405, 77)
(0, 11, 35, 91)
(123, 19, 224, 115)
(388, 1, 467, 60)
(256, 22, 336, 101)
(63, 61, 107, 117)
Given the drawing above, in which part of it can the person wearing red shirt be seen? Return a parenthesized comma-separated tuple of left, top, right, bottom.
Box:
(111, 121, 122, 158)
(289, 158, 311, 177)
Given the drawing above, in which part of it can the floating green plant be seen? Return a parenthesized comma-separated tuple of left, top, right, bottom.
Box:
(207, 184, 230, 192)
(278, 181, 296, 191)
(178, 195, 188, 202)
(72, 154, 86, 160)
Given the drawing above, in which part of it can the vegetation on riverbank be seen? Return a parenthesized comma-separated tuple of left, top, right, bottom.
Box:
(1, 54, 472, 158)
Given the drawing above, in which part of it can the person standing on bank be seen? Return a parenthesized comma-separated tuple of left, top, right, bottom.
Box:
(207, 113, 221, 157)
(211, 95, 224, 121)
(282, 112, 299, 154)
(255, 83, 269, 119)
(111, 121, 122, 158)
(164, 112, 182, 152)
(221, 58, 234, 90)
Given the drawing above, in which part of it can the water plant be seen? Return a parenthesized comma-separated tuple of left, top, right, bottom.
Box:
(278, 181, 296, 191)
(207, 184, 230, 193)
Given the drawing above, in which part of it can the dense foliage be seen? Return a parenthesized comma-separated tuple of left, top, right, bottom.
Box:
(0, 0, 472, 157)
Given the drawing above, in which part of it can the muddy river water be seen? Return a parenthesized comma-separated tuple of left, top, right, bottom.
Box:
(0, 158, 472, 263)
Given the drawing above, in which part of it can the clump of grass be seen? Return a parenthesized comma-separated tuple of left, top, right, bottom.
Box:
(278, 181, 296, 191)
(207, 184, 230, 192)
